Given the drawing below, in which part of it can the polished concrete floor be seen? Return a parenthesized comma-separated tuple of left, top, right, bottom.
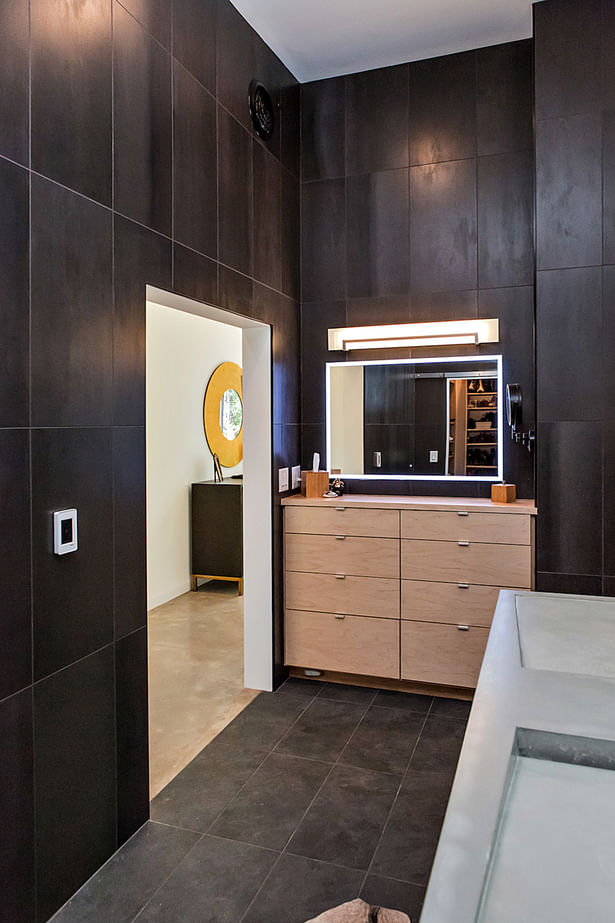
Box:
(51, 679, 470, 922)
(148, 580, 258, 798)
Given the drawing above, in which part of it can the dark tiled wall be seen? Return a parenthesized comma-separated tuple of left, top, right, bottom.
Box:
(534, 0, 613, 595)
(0, 0, 300, 918)
(300, 41, 536, 499)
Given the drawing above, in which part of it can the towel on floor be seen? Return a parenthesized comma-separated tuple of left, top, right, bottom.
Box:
(306, 898, 411, 923)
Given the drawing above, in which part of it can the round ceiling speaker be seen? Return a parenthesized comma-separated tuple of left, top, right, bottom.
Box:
(248, 80, 274, 141)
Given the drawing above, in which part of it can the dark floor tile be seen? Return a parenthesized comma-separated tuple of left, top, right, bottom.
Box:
(138, 835, 276, 922)
(370, 770, 453, 885)
(409, 716, 465, 774)
(429, 697, 472, 721)
(340, 707, 424, 775)
(288, 764, 398, 871)
(210, 753, 329, 850)
(52, 821, 199, 922)
(242, 852, 364, 923)
(275, 677, 323, 699)
(231, 692, 311, 749)
(275, 699, 367, 762)
(372, 690, 432, 714)
(360, 875, 425, 921)
(317, 683, 378, 706)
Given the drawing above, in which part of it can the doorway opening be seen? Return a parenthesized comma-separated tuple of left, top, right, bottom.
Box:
(145, 286, 273, 799)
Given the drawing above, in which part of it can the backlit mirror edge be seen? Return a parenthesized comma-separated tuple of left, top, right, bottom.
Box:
(325, 354, 504, 482)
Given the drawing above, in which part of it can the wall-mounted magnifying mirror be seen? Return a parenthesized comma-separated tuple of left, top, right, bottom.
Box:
(506, 382, 535, 451)
(204, 362, 243, 467)
(326, 355, 503, 481)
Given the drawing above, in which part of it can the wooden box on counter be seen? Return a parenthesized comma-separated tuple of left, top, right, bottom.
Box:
(301, 471, 329, 498)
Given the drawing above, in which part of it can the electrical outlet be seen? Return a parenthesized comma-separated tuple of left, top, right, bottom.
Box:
(278, 467, 289, 492)
(430, 450, 439, 463)
(291, 465, 301, 489)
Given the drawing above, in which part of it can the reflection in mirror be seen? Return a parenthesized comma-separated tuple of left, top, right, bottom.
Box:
(219, 388, 242, 440)
(326, 356, 502, 481)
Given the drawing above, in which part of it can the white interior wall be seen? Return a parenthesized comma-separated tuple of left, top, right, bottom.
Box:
(146, 301, 243, 610)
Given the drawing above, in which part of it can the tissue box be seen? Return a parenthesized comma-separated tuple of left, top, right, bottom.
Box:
(301, 471, 329, 498)
(491, 483, 517, 504)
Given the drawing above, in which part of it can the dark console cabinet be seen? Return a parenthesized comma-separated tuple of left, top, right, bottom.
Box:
(191, 479, 243, 593)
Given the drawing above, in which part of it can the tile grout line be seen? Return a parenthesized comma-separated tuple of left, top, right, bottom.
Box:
(129, 834, 208, 922)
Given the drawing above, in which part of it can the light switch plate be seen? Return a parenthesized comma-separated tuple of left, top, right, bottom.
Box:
(278, 467, 289, 492)
(53, 509, 78, 555)
(430, 450, 439, 463)
(291, 465, 301, 489)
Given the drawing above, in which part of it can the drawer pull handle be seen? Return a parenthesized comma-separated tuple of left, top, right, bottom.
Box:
(457, 624, 470, 631)
(458, 583, 470, 589)
(335, 613, 346, 619)
(457, 511, 469, 517)
(335, 535, 345, 540)
(458, 541, 470, 547)
(335, 507, 345, 511)
(335, 574, 346, 580)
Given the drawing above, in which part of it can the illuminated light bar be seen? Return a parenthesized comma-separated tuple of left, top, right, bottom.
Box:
(328, 319, 499, 351)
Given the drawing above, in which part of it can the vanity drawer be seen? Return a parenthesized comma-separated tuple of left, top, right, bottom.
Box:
(402, 580, 503, 627)
(286, 534, 400, 579)
(286, 506, 399, 538)
(401, 539, 532, 587)
(401, 510, 530, 545)
(401, 621, 489, 688)
(285, 610, 399, 678)
(286, 572, 400, 619)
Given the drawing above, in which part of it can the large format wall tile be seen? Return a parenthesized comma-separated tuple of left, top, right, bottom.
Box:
(410, 159, 477, 293)
(113, 216, 172, 427)
(347, 169, 409, 299)
(281, 169, 300, 300)
(478, 151, 534, 288)
(409, 52, 476, 165)
(603, 110, 615, 265)
(172, 0, 216, 94)
(346, 65, 409, 174)
(32, 428, 113, 680)
(301, 179, 346, 302)
(113, 428, 147, 640)
(114, 4, 172, 236)
(0, 0, 29, 165)
(117, 0, 171, 48)
(173, 63, 217, 258)
(31, 0, 112, 205)
(31, 178, 113, 427)
(34, 646, 116, 921)
(476, 40, 533, 157)
(301, 301, 346, 426)
(253, 142, 282, 291)
(0, 690, 34, 923)
(301, 77, 346, 181)
(0, 158, 29, 427)
(115, 627, 149, 845)
(536, 112, 602, 271)
(218, 107, 253, 276)
(0, 431, 31, 701)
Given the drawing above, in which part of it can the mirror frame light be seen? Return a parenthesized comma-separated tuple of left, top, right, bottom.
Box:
(328, 318, 499, 351)
(325, 354, 503, 482)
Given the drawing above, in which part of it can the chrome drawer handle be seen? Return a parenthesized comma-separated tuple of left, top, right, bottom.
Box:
(457, 511, 469, 517)
(335, 613, 346, 619)
(335, 574, 346, 580)
(335, 535, 345, 540)
(458, 583, 469, 589)
(457, 625, 470, 631)
(458, 541, 470, 547)
(336, 507, 345, 511)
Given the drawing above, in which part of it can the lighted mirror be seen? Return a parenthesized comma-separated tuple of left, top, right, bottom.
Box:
(203, 361, 243, 467)
(326, 355, 503, 481)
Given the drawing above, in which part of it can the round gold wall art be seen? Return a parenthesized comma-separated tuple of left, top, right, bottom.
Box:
(203, 361, 243, 468)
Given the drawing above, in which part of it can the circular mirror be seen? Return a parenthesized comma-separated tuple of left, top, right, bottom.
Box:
(220, 388, 243, 440)
(203, 362, 243, 467)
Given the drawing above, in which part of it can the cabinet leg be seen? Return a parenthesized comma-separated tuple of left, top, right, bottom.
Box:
(238, 579, 243, 596)
(191, 575, 197, 592)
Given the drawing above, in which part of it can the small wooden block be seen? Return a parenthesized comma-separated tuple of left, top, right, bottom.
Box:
(301, 471, 330, 498)
(491, 482, 517, 504)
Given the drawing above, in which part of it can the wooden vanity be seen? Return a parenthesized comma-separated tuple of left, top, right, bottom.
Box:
(282, 495, 536, 693)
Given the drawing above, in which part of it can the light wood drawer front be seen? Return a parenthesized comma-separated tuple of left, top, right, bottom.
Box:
(402, 580, 501, 627)
(401, 621, 489, 688)
(286, 572, 399, 619)
(286, 506, 399, 538)
(401, 510, 530, 545)
(401, 539, 531, 587)
(286, 534, 400, 578)
(285, 610, 400, 678)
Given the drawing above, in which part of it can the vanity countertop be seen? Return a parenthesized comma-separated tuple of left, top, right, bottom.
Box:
(419, 589, 615, 923)
(282, 494, 537, 515)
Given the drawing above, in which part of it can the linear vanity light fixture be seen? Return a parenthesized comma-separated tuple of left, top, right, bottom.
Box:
(327, 319, 500, 351)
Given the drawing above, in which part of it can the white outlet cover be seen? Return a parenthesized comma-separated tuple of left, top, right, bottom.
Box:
(291, 465, 301, 489)
(430, 450, 439, 463)
(278, 467, 289, 492)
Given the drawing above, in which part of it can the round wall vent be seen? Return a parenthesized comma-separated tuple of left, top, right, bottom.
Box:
(248, 80, 274, 141)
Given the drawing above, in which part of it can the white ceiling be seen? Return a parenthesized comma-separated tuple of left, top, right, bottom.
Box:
(231, 0, 535, 83)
